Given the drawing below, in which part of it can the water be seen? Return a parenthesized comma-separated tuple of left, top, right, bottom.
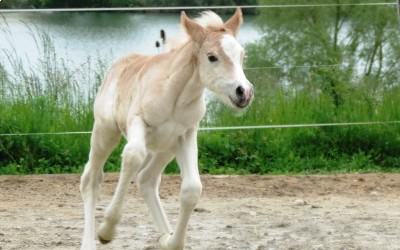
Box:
(0, 12, 262, 65)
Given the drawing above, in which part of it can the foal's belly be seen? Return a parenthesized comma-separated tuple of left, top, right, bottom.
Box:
(145, 121, 188, 152)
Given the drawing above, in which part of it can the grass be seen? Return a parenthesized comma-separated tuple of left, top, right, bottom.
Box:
(0, 24, 400, 175)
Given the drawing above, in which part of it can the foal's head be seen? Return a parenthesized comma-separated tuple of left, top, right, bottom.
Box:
(181, 9, 254, 110)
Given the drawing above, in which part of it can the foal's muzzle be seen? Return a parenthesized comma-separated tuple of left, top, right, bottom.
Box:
(231, 84, 254, 108)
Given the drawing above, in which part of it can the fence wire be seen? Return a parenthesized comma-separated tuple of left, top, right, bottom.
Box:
(1, 121, 400, 136)
(0, 2, 397, 13)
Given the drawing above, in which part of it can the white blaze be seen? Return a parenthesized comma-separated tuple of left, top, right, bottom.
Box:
(220, 34, 247, 83)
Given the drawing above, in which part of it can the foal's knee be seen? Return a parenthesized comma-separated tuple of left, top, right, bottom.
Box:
(122, 143, 146, 169)
(180, 181, 202, 208)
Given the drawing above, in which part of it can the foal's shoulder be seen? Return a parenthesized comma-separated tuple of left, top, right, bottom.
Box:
(109, 53, 152, 81)
(108, 52, 173, 86)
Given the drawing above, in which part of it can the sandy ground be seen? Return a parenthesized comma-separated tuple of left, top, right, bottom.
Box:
(1, 174, 400, 250)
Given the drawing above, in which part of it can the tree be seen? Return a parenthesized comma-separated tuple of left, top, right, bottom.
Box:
(246, 0, 400, 111)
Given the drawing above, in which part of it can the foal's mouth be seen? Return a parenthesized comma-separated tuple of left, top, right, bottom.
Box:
(229, 96, 250, 109)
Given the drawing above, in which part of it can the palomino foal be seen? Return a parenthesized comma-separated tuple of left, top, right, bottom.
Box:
(80, 8, 254, 250)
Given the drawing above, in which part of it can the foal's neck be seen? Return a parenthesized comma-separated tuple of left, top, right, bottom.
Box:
(170, 41, 205, 108)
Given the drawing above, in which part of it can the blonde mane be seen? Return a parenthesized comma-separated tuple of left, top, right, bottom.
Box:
(164, 11, 224, 52)
(194, 11, 224, 28)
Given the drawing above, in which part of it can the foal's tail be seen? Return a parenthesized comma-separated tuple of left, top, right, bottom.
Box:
(155, 29, 187, 53)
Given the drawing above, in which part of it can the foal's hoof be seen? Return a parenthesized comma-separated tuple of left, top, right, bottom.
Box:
(159, 234, 172, 249)
(159, 233, 183, 250)
(98, 235, 112, 245)
(97, 223, 115, 244)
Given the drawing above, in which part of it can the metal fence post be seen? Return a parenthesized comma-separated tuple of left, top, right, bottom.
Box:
(397, 0, 400, 29)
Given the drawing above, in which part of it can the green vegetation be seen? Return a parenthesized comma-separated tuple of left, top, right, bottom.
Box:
(1, 0, 400, 175)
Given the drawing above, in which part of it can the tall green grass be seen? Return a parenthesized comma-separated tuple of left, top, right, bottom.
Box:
(0, 24, 399, 175)
(0, 25, 104, 174)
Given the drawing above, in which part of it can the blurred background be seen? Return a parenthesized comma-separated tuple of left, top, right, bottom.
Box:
(0, 0, 399, 175)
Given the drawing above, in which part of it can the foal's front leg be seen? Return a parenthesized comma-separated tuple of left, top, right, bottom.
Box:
(159, 128, 202, 250)
(97, 116, 147, 243)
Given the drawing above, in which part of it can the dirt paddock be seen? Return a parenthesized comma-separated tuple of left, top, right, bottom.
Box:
(1, 173, 400, 250)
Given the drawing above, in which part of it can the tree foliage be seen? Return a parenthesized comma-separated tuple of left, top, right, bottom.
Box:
(247, 0, 400, 109)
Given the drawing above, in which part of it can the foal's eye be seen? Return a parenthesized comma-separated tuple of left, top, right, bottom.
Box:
(208, 55, 218, 62)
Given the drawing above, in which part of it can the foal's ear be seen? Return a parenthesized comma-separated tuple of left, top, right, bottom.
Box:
(224, 8, 243, 37)
(181, 11, 206, 44)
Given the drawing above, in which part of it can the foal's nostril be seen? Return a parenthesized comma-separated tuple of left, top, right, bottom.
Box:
(236, 86, 245, 99)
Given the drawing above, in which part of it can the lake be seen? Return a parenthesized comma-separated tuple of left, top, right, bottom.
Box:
(0, 12, 262, 66)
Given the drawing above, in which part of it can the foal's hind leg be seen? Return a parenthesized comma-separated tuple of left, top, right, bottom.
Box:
(137, 152, 175, 234)
(80, 122, 121, 250)
(98, 116, 147, 243)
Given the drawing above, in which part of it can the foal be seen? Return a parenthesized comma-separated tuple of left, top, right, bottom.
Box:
(80, 8, 254, 250)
